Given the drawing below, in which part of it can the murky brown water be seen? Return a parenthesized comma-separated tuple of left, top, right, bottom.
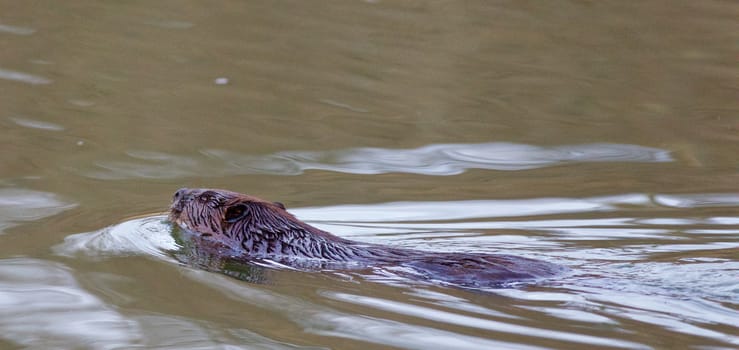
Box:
(1, 1, 738, 349)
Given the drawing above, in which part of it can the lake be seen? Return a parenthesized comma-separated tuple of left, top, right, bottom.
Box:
(1, 1, 737, 349)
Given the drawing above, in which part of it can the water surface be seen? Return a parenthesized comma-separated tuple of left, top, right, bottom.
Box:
(1, 1, 737, 349)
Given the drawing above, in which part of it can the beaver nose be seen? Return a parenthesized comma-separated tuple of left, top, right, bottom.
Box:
(173, 188, 189, 202)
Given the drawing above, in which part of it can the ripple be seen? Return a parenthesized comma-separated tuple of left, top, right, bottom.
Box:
(51, 191, 739, 348)
(0, 22, 35, 35)
(9, 116, 65, 131)
(0, 67, 52, 85)
(80, 142, 672, 179)
(310, 312, 552, 350)
(495, 281, 739, 346)
(0, 188, 76, 234)
(213, 142, 672, 175)
(0, 258, 316, 349)
(291, 196, 618, 223)
(289, 193, 738, 243)
(53, 215, 178, 259)
(144, 19, 194, 29)
(183, 269, 552, 350)
(654, 193, 739, 208)
(132, 314, 316, 349)
(324, 292, 646, 349)
(0, 258, 139, 349)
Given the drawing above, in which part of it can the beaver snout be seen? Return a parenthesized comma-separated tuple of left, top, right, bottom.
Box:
(173, 188, 188, 201)
(170, 188, 194, 215)
(173, 187, 194, 203)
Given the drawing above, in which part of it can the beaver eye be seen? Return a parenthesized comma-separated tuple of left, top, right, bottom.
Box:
(198, 191, 221, 207)
(224, 204, 248, 223)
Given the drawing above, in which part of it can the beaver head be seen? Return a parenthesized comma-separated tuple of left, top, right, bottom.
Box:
(168, 188, 354, 260)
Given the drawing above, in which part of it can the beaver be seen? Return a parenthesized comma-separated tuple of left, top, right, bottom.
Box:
(168, 188, 565, 288)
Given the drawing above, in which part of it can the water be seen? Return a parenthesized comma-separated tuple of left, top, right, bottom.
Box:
(1, 1, 738, 349)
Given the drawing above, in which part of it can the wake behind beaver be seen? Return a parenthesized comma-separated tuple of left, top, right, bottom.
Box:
(168, 188, 566, 288)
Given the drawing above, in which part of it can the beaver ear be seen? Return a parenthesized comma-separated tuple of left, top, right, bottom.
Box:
(224, 203, 249, 223)
(273, 201, 285, 210)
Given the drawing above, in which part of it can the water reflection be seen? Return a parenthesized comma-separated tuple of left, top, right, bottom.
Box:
(0, 22, 36, 35)
(82, 142, 672, 179)
(57, 193, 739, 286)
(291, 193, 655, 223)
(54, 215, 178, 259)
(653, 193, 739, 208)
(0, 68, 52, 85)
(0, 188, 76, 234)
(142, 19, 194, 29)
(132, 314, 318, 350)
(53, 192, 739, 348)
(184, 269, 555, 350)
(0, 258, 318, 349)
(293, 193, 739, 247)
(494, 285, 739, 347)
(9, 116, 65, 131)
(0, 258, 138, 349)
(324, 292, 645, 349)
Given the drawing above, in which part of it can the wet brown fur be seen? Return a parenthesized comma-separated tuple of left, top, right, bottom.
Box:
(169, 188, 565, 287)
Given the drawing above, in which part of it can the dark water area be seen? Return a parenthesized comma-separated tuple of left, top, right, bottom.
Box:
(1, 1, 738, 349)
